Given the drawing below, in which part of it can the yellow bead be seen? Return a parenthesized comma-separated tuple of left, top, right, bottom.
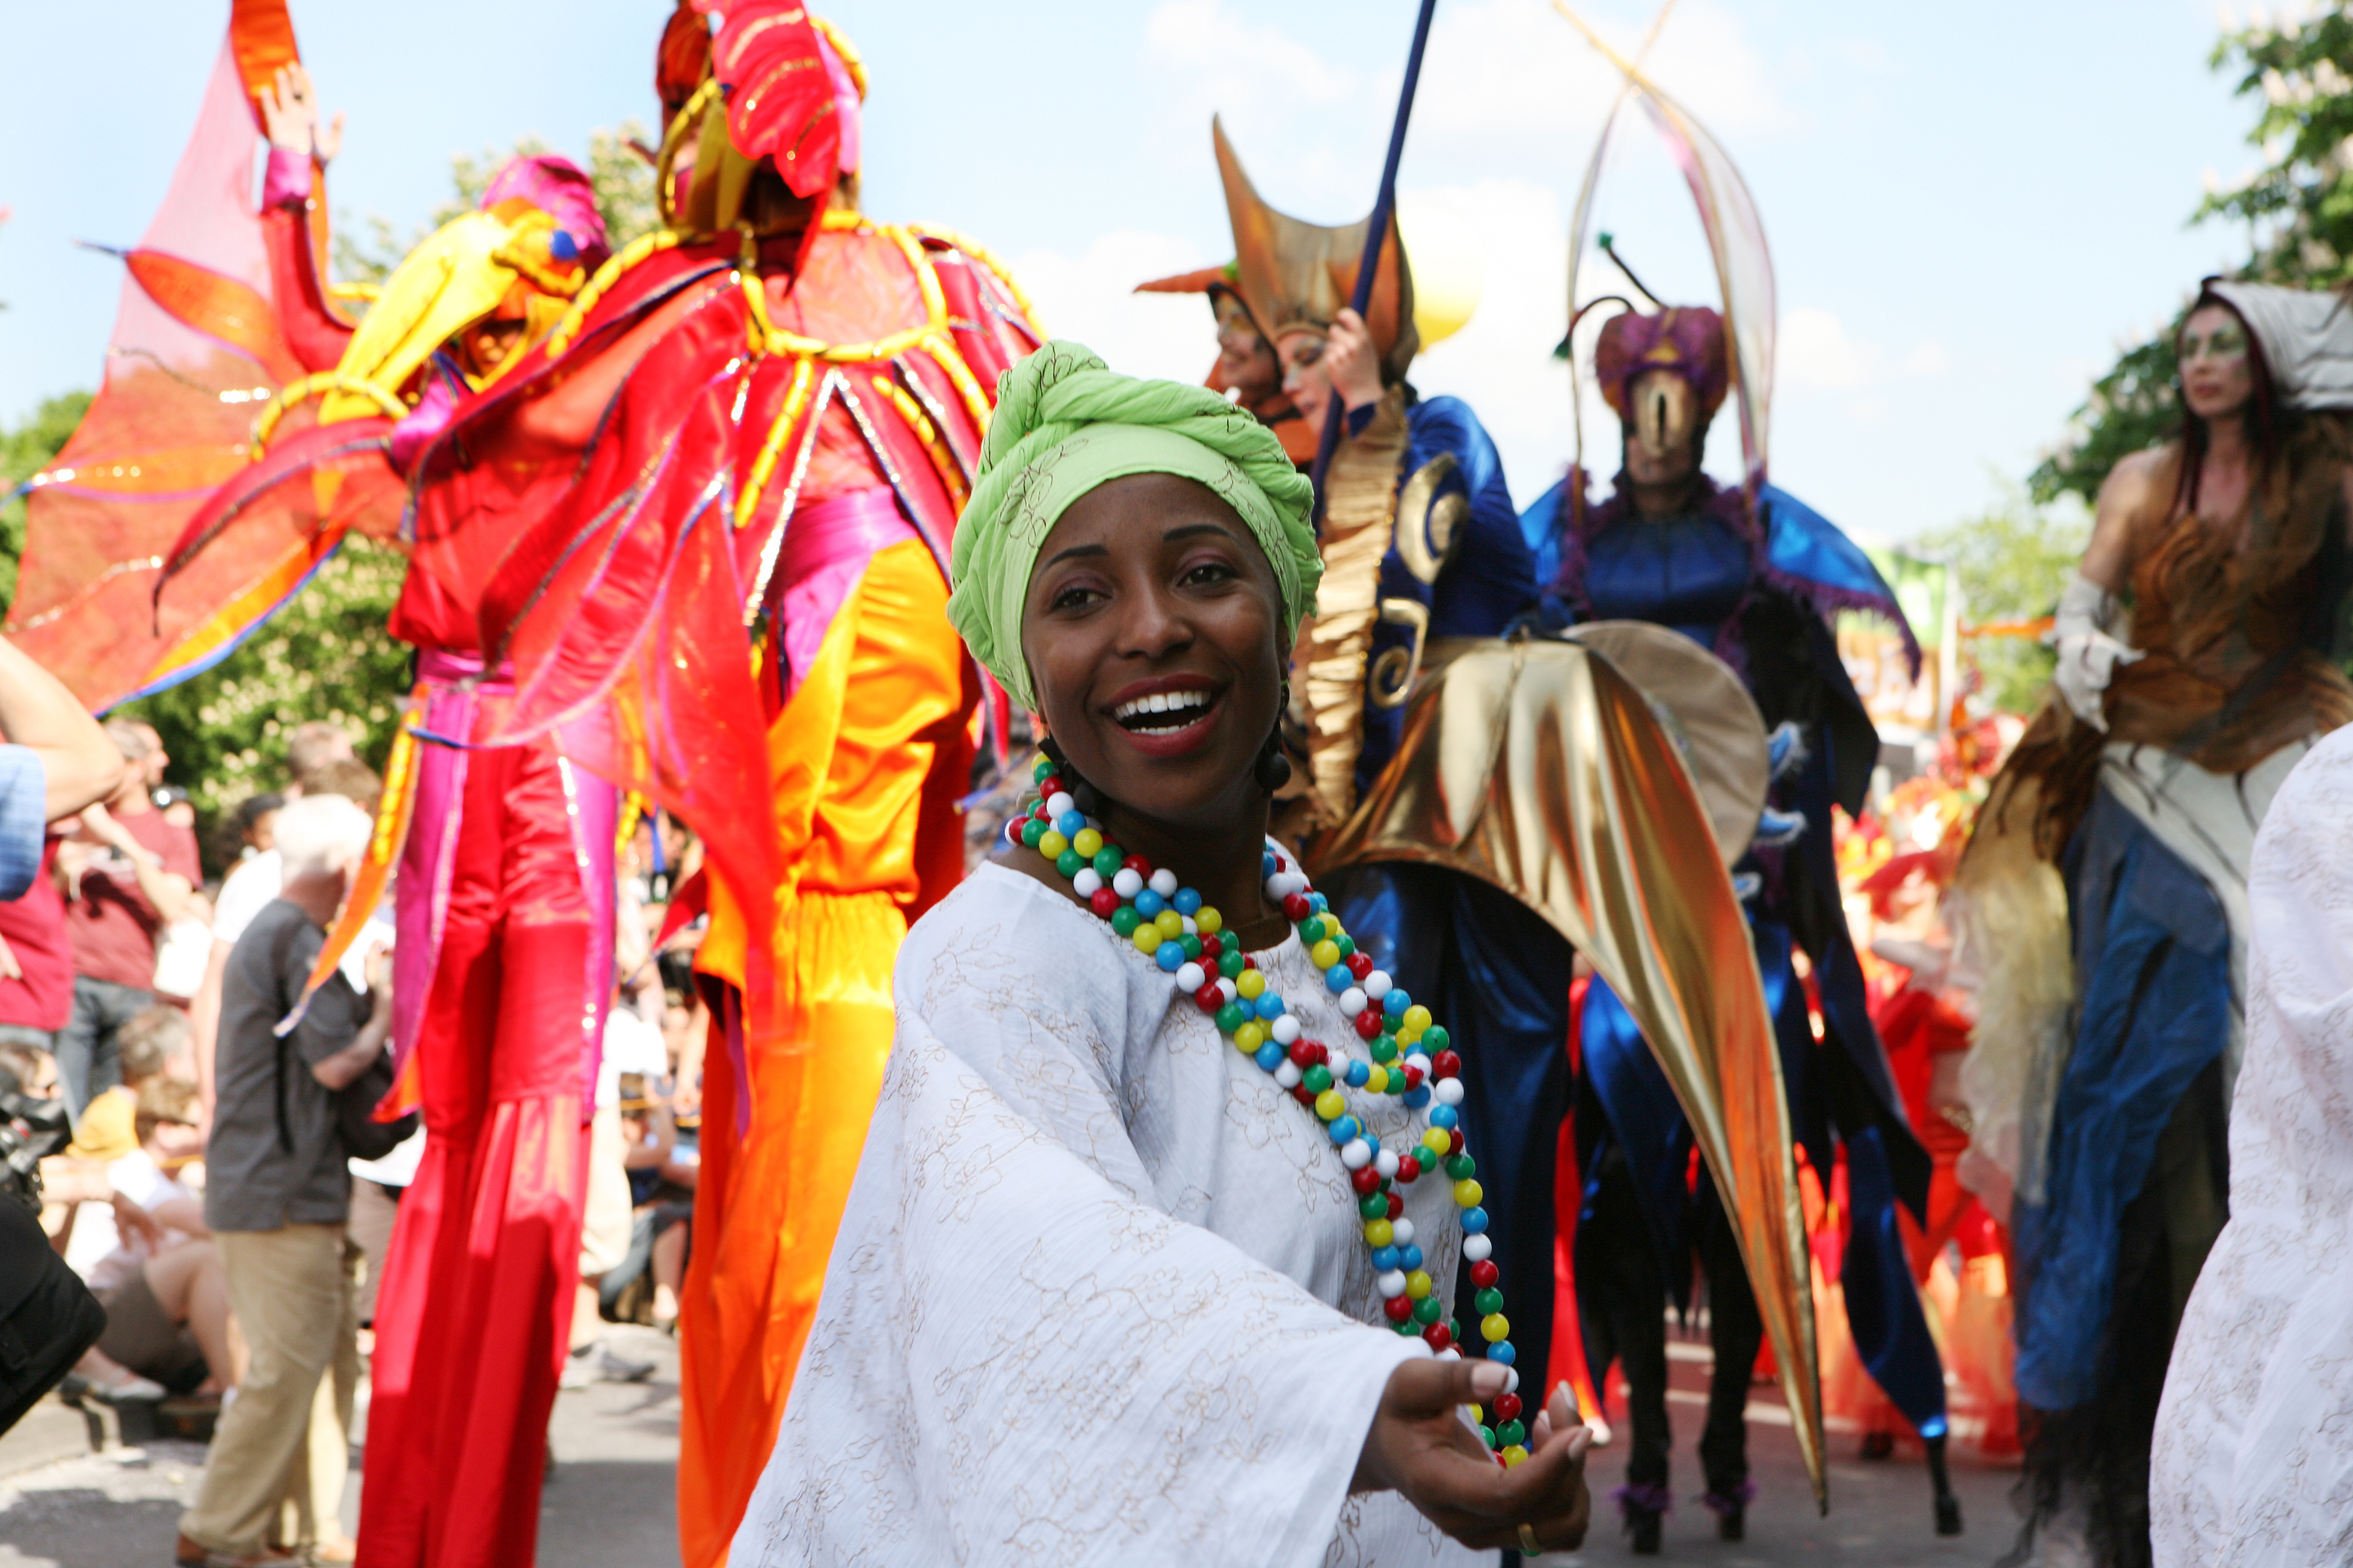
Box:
(1405, 1270, 1432, 1300)
(1480, 1313, 1510, 1343)
(1468, 1402, 1484, 1425)
(1195, 907, 1222, 935)
(1401, 1005, 1433, 1035)
(1234, 1020, 1267, 1052)
(1310, 940, 1341, 970)
(1455, 1179, 1484, 1209)
(1037, 829, 1069, 859)
(1423, 1128, 1452, 1156)
(1323, 921, 1346, 942)
(1395, 1019, 1425, 1044)
(1501, 1445, 1529, 1468)
(1133, 924, 1162, 953)
(1363, 1219, 1394, 1248)
(1155, 908, 1185, 937)
(1072, 828, 1103, 858)
(1236, 969, 1266, 1001)
(1314, 1088, 1346, 1121)
(1364, 1065, 1389, 1093)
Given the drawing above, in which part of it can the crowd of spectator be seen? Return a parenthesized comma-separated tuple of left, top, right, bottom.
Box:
(0, 632, 709, 1568)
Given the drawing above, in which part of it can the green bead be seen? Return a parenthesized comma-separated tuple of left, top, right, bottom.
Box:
(1359, 1193, 1390, 1220)
(1217, 950, 1245, 979)
(1020, 819, 1047, 849)
(1032, 757, 1053, 782)
(1388, 1074, 1408, 1096)
(1181, 934, 1203, 961)
(1446, 1153, 1476, 1181)
(1056, 848, 1086, 877)
(1334, 935, 1355, 959)
(1497, 1419, 1526, 1448)
(1092, 846, 1123, 877)
(1301, 1064, 1333, 1095)
(1475, 1286, 1505, 1317)
(1446, 1317, 1461, 1343)
(1299, 916, 1326, 944)
(1110, 906, 1141, 938)
(1394, 1317, 1419, 1336)
(1370, 1034, 1398, 1063)
(1215, 1002, 1248, 1033)
(1412, 1295, 1443, 1326)
(1478, 1424, 1497, 1450)
(1422, 1025, 1450, 1054)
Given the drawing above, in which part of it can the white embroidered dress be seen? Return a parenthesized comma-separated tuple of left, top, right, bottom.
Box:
(2152, 724, 2353, 1565)
(732, 863, 1490, 1566)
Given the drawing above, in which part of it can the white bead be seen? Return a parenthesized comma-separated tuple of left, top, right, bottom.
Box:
(1434, 1077, 1466, 1106)
(1175, 962, 1205, 993)
(1390, 1217, 1416, 1246)
(1217, 978, 1239, 1003)
(1274, 1059, 1303, 1089)
(1270, 1015, 1301, 1045)
(1112, 868, 1144, 899)
(1341, 1137, 1372, 1169)
(1338, 987, 1367, 1016)
(1283, 870, 1311, 898)
(1462, 1233, 1493, 1263)
(1149, 868, 1178, 897)
(1072, 868, 1103, 897)
(1375, 1149, 1400, 1179)
(1377, 1269, 1408, 1299)
(1181, 916, 1197, 935)
(1045, 791, 1074, 818)
(1363, 971, 1392, 1000)
(1403, 1053, 1432, 1078)
(1503, 1367, 1520, 1395)
(1264, 876, 1287, 900)
(1437, 1346, 1461, 1361)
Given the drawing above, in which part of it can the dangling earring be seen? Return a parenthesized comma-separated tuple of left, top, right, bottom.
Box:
(1254, 686, 1292, 793)
(1039, 735, 1105, 815)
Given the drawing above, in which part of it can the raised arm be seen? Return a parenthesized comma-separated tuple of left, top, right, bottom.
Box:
(2053, 450, 2160, 729)
(0, 635, 123, 823)
(256, 63, 354, 375)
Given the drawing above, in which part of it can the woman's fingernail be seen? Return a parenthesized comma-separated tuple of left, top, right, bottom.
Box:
(1470, 1361, 1509, 1397)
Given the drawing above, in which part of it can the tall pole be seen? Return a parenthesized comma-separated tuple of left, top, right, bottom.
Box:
(1308, 0, 1442, 522)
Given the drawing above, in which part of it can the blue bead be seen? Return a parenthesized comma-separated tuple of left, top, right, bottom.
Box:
(1343, 1060, 1370, 1088)
(549, 229, 580, 261)
(1134, 889, 1167, 918)
(1056, 809, 1088, 836)
(1254, 993, 1283, 1021)
(1362, 1132, 1379, 1153)
(1461, 1206, 1489, 1233)
(1430, 1104, 1459, 1130)
(1489, 1341, 1515, 1366)
(1262, 850, 1279, 877)
(1255, 1041, 1285, 1071)
(1328, 1115, 1359, 1145)
(1325, 964, 1353, 993)
(1309, 892, 1328, 914)
(1371, 1245, 1400, 1272)
(1399, 1243, 1424, 1271)
(1403, 1086, 1431, 1109)
(1173, 886, 1203, 916)
(1154, 941, 1185, 973)
(1383, 989, 1409, 1018)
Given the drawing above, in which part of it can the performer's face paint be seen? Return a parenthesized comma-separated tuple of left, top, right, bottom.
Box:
(2179, 304, 2255, 424)
(1021, 473, 1288, 835)
(1212, 294, 1281, 410)
(1621, 367, 1703, 504)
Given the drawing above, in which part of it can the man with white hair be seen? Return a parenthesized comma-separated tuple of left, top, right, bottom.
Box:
(177, 793, 385, 1568)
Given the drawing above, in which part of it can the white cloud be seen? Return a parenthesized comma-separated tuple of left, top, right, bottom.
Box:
(1011, 229, 1218, 386)
(1781, 305, 1881, 391)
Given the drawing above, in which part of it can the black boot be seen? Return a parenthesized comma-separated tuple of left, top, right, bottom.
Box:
(1926, 1433, 1963, 1535)
(1617, 1484, 1670, 1556)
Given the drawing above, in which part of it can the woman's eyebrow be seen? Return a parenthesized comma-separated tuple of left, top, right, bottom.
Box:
(1163, 523, 1231, 542)
(1043, 542, 1110, 567)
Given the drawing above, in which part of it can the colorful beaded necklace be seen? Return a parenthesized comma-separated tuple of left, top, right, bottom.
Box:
(1006, 752, 1533, 1464)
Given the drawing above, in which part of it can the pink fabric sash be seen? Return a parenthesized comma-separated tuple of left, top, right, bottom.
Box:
(776, 486, 919, 699)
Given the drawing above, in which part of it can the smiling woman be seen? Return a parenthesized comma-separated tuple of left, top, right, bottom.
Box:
(729, 343, 1594, 1566)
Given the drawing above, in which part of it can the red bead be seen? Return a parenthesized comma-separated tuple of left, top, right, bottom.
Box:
(1470, 1259, 1499, 1288)
(1089, 888, 1120, 917)
(1282, 892, 1311, 922)
(1200, 934, 1223, 958)
(1397, 1155, 1421, 1183)
(1288, 1040, 1316, 1068)
(1032, 802, 1052, 820)
(1241, 954, 1257, 970)
(1448, 1129, 1465, 1155)
(1354, 1008, 1384, 1040)
(1004, 820, 1021, 846)
(1273, 853, 1289, 871)
(1291, 1084, 1318, 1107)
(1422, 1322, 1452, 1351)
(1386, 1193, 1403, 1220)
(1431, 1050, 1462, 1079)
(1403, 1065, 1425, 1090)
(1123, 854, 1150, 874)
(1196, 984, 1225, 1013)
(1347, 952, 1375, 979)
(1493, 1392, 1522, 1422)
(1036, 774, 1061, 797)
(1350, 1166, 1382, 1195)
(1310, 1042, 1330, 1066)
(1384, 1295, 1415, 1322)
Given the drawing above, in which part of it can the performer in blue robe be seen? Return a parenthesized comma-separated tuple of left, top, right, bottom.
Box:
(1525, 303, 1954, 1549)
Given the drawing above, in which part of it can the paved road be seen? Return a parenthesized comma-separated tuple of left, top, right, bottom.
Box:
(1, 1317, 2017, 1566)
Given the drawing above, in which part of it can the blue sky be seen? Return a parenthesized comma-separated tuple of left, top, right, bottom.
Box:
(1, 1, 2262, 540)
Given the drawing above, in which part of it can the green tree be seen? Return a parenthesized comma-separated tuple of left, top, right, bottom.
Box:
(1915, 489, 2090, 716)
(0, 392, 90, 615)
(2031, 7, 2353, 506)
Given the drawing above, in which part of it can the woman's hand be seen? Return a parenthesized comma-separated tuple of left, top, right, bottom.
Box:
(1354, 1356, 1592, 1554)
(257, 63, 343, 162)
(1323, 307, 1386, 414)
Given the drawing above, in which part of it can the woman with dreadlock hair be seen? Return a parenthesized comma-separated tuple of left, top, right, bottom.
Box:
(1957, 281, 2353, 1568)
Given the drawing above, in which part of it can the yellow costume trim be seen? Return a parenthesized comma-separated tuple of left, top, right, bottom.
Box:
(905, 222, 1040, 326)
(809, 16, 867, 100)
(327, 280, 382, 305)
(739, 224, 950, 363)
(735, 356, 819, 531)
(919, 331, 994, 433)
(250, 372, 407, 457)
(656, 78, 724, 230)
(545, 229, 687, 360)
(872, 372, 968, 509)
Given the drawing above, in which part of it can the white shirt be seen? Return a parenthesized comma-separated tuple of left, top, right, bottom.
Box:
(69, 1148, 199, 1294)
(597, 1005, 672, 1111)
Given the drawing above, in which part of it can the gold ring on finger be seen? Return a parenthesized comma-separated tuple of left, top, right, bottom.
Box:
(1519, 1522, 1542, 1556)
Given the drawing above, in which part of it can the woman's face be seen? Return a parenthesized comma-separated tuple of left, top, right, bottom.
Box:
(2180, 304, 2255, 423)
(1021, 473, 1286, 833)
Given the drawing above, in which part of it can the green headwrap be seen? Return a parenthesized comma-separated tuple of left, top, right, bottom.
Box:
(946, 340, 1320, 713)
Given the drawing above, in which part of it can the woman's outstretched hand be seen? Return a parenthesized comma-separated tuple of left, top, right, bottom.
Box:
(1354, 1356, 1592, 1554)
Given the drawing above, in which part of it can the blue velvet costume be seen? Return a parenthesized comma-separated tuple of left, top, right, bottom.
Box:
(1523, 471, 1949, 1500)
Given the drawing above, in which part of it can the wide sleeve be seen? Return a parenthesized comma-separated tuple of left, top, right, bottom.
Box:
(736, 891, 1430, 1567)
